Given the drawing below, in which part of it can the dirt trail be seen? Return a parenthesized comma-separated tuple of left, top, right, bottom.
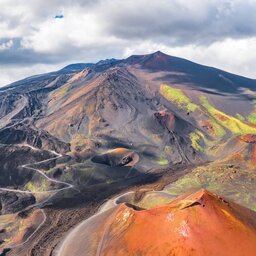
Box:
(0, 144, 76, 253)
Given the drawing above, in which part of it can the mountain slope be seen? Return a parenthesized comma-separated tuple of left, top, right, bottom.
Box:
(0, 51, 256, 255)
(0, 51, 256, 197)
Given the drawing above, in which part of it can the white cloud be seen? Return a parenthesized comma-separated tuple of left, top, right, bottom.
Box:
(0, 0, 256, 86)
(21, 7, 122, 54)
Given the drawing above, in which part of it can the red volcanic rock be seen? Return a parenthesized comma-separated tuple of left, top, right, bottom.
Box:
(240, 134, 256, 143)
(99, 189, 256, 256)
(154, 111, 175, 130)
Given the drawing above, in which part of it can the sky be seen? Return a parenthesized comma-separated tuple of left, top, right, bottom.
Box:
(1, 0, 256, 86)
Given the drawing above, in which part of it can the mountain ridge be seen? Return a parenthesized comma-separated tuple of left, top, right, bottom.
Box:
(1, 51, 256, 255)
(1, 51, 255, 91)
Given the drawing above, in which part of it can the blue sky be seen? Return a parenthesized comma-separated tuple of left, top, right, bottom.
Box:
(0, 0, 256, 86)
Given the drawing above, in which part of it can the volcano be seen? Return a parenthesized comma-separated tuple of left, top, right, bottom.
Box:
(56, 189, 256, 256)
(0, 51, 256, 255)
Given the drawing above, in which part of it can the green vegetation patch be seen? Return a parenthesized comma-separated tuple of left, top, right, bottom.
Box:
(236, 113, 245, 121)
(208, 118, 226, 137)
(157, 156, 169, 166)
(200, 96, 256, 135)
(165, 163, 256, 210)
(189, 130, 205, 151)
(160, 84, 198, 112)
(248, 113, 256, 124)
(25, 179, 48, 192)
(52, 83, 71, 98)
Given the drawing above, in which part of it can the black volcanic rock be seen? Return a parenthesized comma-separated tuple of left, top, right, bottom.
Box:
(0, 145, 55, 187)
(0, 125, 70, 153)
(0, 191, 35, 214)
(124, 51, 256, 93)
